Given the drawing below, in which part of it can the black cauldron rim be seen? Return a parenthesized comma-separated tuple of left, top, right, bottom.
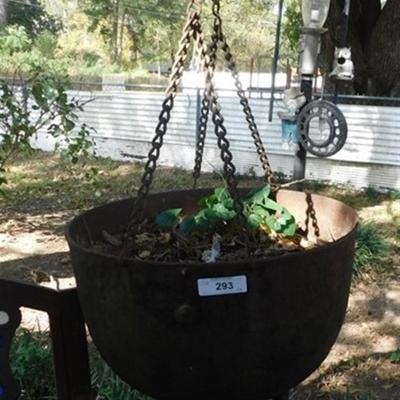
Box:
(65, 189, 359, 270)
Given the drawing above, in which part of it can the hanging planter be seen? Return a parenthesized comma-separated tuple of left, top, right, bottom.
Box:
(66, 1, 358, 399)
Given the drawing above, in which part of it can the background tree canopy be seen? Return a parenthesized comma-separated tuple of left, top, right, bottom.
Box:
(0, 0, 278, 78)
(319, 0, 397, 96)
(0, 0, 398, 96)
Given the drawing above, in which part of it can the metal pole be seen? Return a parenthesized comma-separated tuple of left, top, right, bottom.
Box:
(268, 0, 284, 122)
(294, 76, 312, 182)
(341, 0, 352, 46)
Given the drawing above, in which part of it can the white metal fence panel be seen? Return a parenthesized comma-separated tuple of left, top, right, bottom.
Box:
(34, 89, 400, 190)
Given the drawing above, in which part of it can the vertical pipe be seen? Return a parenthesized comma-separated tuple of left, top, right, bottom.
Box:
(268, 0, 284, 122)
(293, 76, 313, 183)
(341, 0, 352, 47)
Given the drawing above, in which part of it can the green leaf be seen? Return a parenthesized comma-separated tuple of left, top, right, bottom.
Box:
(195, 209, 219, 225)
(155, 208, 182, 229)
(247, 213, 262, 230)
(179, 216, 197, 235)
(64, 118, 76, 132)
(243, 185, 271, 205)
(262, 198, 283, 212)
(390, 349, 400, 364)
(213, 203, 236, 220)
(251, 204, 270, 218)
(280, 214, 297, 237)
(265, 209, 297, 237)
(266, 215, 282, 232)
(199, 187, 231, 208)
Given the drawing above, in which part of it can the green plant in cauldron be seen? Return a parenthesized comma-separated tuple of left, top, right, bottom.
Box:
(156, 185, 296, 237)
(125, 185, 319, 263)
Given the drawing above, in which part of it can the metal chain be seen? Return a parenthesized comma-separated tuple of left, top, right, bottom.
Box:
(220, 34, 275, 186)
(305, 192, 321, 238)
(126, 5, 202, 234)
(191, 0, 274, 188)
(206, 0, 251, 253)
(195, 0, 237, 198)
(192, 13, 219, 188)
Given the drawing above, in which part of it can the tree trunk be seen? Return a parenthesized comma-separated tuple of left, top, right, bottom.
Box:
(321, 0, 381, 95)
(110, 0, 120, 64)
(0, 0, 7, 26)
(368, 0, 400, 96)
(126, 17, 140, 65)
(118, 9, 126, 64)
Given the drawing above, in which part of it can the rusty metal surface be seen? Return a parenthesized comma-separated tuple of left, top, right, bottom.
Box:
(66, 189, 358, 400)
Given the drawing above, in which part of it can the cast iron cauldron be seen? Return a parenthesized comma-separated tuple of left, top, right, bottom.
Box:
(66, 189, 358, 400)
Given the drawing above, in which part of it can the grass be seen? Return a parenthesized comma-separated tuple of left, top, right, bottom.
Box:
(11, 328, 151, 400)
(11, 329, 54, 400)
(353, 223, 390, 277)
(2, 150, 400, 400)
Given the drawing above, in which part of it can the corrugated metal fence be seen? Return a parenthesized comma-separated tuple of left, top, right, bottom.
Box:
(35, 87, 400, 190)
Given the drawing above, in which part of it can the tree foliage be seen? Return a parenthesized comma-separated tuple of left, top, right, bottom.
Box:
(81, 0, 276, 69)
(0, 24, 96, 193)
(7, 0, 62, 37)
(282, 0, 302, 57)
(0, 66, 95, 193)
(83, 0, 185, 65)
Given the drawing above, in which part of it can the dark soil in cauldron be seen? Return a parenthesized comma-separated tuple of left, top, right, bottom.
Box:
(92, 221, 325, 263)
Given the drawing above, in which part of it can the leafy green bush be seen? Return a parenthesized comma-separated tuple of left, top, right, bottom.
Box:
(11, 329, 55, 399)
(10, 329, 151, 400)
(0, 68, 96, 194)
(353, 223, 390, 276)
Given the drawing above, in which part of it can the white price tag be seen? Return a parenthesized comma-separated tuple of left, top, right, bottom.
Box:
(197, 275, 248, 297)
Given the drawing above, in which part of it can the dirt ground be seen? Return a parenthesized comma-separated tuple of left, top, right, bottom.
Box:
(0, 152, 399, 399)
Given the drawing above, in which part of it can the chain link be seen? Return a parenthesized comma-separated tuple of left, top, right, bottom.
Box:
(305, 192, 321, 238)
(191, 0, 274, 188)
(208, 0, 251, 252)
(220, 35, 275, 185)
(192, 11, 219, 187)
(126, 7, 202, 235)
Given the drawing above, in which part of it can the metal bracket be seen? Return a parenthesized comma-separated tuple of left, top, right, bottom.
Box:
(0, 279, 94, 400)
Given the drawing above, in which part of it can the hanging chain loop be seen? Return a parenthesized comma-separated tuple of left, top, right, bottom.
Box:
(191, 0, 274, 188)
(192, 9, 219, 187)
(126, 5, 202, 234)
(127, 0, 275, 248)
(220, 35, 275, 185)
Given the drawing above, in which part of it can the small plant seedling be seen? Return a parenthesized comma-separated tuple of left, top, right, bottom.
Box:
(156, 185, 297, 239)
(389, 349, 400, 364)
